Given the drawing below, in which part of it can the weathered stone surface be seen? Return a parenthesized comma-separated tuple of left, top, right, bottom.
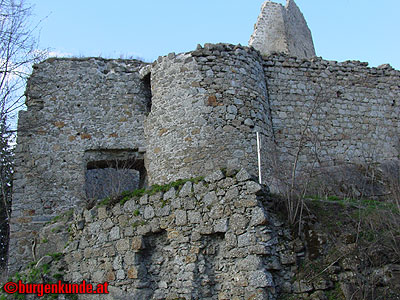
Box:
(203, 191, 218, 206)
(109, 226, 120, 241)
(58, 175, 291, 299)
(226, 158, 241, 176)
(230, 213, 249, 234)
(144, 206, 155, 219)
(265, 256, 282, 271)
(225, 186, 239, 201)
(92, 270, 105, 283)
(10, 57, 150, 272)
(116, 238, 130, 252)
(145, 46, 272, 186)
(293, 280, 314, 293)
(249, 270, 274, 287)
(237, 255, 263, 271)
(11, 43, 400, 277)
(280, 250, 297, 265)
(250, 206, 268, 226)
(236, 169, 252, 182)
(97, 207, 108, 219)
(163, 188, 176, 200)
(204, 169, 225, 183)
(127, 266, 138, 279)
(179, 181, 192, 197)
(8, 4, 400, 299)
(249, 0, 316, 58)
(175, 210, 187, 226)
(123, 199, 137, 213)
(246, 181, 262, 194)
(214, 218, 229, 233)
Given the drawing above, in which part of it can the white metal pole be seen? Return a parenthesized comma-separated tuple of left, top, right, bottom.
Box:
(256, 132, 262, 184)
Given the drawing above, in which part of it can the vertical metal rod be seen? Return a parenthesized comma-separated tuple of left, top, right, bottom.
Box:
(256, 132, 262, 184)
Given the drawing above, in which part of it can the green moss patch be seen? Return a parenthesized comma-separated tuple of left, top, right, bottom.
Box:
(98, 176, 204, 207)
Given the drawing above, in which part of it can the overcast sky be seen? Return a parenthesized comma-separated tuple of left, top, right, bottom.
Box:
(29, 0, 400, 69)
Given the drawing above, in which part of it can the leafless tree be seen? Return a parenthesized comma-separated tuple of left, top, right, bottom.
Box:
(0, 0, 46, 274)
(269, 85, 332, 227)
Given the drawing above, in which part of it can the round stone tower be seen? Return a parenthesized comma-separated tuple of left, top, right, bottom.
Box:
(144, 44, 274, 185)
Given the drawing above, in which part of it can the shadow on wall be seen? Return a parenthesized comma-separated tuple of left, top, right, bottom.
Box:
(196, 233, 225, 298)
(141, 72, 152, 113)
(132, 231, 226, 299)
(134, 231, 169, 299)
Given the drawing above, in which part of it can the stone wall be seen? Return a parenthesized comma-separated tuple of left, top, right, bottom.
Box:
(9, 44, 400, 275)
(263, 54, 400, 189)
(8, 170, 399, 299)
(6, 1, 400, 296)
(63, 169, 293, 300)
(9, 57, 151, 273)
(249, 0, 315, 59)
(145, 44, 274, 185)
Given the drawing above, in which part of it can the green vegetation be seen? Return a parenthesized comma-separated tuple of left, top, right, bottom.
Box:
(295, 259, 325, 282)
(98, 176, 205, 207)
(46, 209, 74, 225)
(64, 209, 74, 219)
(50, 225, 64, 233)
(220, 167, 227, 176)
(306, 194, 398, 212)
(98, 197, 111, 206)
(48, 252, 63, 261)
(277, 192, 400, 299)
(52, 273, 63, 280)
(0, 251, 67, 300)
(49, 215, 61, 223)
(326, 283, 345, 300)
(1, 264, 50, 299)
(277, 294, 297, 300)
(132, 220, 147, 228)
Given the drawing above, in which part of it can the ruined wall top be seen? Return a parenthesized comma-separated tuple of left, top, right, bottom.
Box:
(249, 0, 316, 58)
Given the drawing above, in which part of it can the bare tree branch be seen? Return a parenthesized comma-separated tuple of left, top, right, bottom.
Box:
(0, 0, 47, 273)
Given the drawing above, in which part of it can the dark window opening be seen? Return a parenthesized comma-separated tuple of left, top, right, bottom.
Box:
(84, 149, 147, 202)
(142, 73, 152, 113)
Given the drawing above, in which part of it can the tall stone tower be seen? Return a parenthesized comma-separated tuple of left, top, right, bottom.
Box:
(249, 0, 316, 58)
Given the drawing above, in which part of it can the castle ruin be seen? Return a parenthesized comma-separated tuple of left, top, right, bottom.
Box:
(8, 0, 400, 299)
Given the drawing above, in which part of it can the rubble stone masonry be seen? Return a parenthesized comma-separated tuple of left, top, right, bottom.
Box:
(8, 2, 400, 299)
